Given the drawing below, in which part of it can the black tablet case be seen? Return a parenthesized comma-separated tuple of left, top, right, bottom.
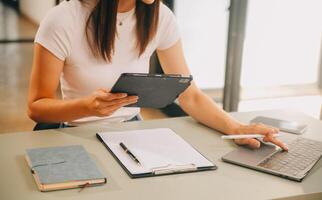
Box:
(111, 73, 193, 108)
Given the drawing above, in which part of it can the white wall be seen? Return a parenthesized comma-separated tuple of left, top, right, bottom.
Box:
(20, 0, 56, 24)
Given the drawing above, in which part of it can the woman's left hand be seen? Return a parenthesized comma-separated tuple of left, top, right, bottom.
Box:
(232, 123, 289, 151)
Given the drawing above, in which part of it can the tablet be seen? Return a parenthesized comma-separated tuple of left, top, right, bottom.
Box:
(111, 73, 193, 108)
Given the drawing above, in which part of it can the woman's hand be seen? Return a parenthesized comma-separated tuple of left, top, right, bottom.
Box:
(83, 89, 138, 117)
(233, 123, 289, 151)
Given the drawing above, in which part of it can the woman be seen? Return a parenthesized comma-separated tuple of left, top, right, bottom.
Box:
(28, 0, 288, 150)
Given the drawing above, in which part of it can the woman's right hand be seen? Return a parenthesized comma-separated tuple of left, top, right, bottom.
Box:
(83, 89, 139, 117)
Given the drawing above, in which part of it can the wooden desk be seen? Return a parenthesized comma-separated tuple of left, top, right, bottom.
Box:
(0, 110, 321, 200)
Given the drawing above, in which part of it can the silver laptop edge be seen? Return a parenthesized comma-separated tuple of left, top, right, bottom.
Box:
(221, 137, 322, 182)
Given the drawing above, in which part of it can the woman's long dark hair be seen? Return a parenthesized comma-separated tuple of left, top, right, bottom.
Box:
(79, 0, 160, 62)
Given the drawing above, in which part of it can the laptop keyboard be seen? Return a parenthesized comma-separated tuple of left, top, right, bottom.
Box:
(258, 137, 322, 176)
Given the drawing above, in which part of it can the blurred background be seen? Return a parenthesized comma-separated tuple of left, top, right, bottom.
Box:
(0, 0, 321, 133)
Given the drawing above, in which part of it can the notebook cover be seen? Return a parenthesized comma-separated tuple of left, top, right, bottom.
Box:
(26, 145, 106, 185)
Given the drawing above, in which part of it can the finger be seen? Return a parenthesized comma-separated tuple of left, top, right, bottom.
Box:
(240, 123, 277, 136)
(110, 96, 139, 105)
(263, 135, 289, 151)
(100, 100, 137, 115)
(97, 96, 138, 108)
(105, 97, 138, 110)
(234, 138, 261, 149)
(97, 92, 129, 101)
(258, 124, 278, 134)
(93, 89, 109, 96)
(239, 124, 267, 135)
(98, 88, 110, 93)
(272, 127, 280, 133)
(116, 99, 139, 107)
(262, 124, 279, 134)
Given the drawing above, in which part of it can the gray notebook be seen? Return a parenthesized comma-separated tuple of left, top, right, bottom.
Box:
(26, 145, 106, 191)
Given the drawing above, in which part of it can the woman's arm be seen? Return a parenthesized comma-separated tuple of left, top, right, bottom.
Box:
(157, 40, 288, 150)
(28, 44, 138, 123)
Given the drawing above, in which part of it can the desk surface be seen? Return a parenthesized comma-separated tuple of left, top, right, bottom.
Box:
(0, 110, 322, 200)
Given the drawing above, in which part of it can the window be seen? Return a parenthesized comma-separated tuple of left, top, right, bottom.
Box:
(175, 0, 230, 90)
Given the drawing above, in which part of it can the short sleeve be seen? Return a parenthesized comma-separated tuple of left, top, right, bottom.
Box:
(35, 4, 72, 61)
(157, 4, 180, 50)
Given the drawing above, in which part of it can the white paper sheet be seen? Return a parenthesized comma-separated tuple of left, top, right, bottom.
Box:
(98, 128, 214, 175)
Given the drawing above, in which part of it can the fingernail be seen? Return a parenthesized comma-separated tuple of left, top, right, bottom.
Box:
(284, 145, 289, 151)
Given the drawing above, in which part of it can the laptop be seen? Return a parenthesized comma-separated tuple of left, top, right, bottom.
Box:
(222, 135, 322, 181)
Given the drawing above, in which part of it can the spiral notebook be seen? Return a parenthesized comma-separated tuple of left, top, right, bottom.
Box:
(97, 128, 216, 178)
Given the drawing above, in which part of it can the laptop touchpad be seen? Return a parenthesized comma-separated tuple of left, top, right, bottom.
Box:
(222, 144, 278, 166)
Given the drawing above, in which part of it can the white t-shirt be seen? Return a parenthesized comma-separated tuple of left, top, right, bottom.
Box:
(35, 0, 180, 125)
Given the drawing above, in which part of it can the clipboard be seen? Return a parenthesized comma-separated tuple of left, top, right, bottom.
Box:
(111, 73, 193, 108)
(96, 128, 216, 178)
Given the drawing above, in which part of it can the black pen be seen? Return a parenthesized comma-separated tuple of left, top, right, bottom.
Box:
(119, 142, 141, 165)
